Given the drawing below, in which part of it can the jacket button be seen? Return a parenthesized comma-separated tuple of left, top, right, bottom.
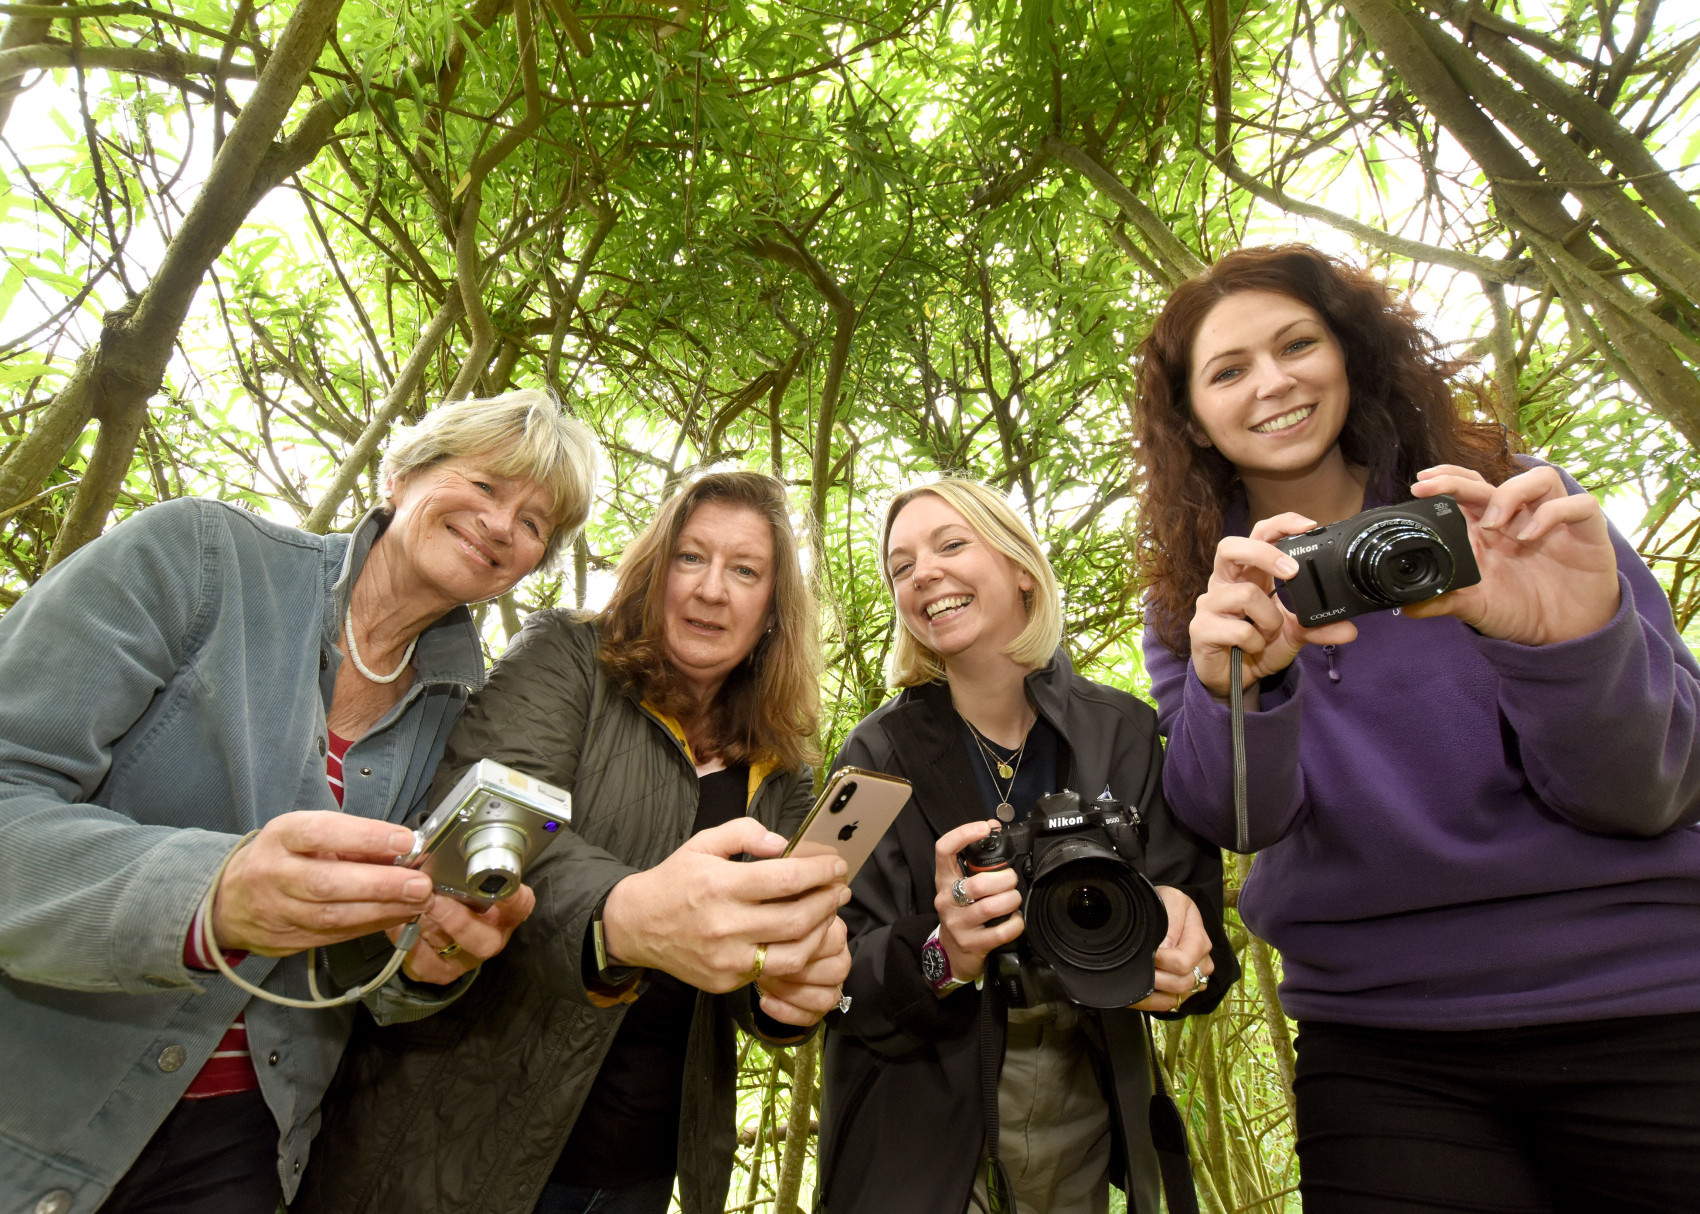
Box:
(268, 1051, 280, 1066)
(157, 1044, 187, 1072)
(320, 651, 329, 671)
(317, 736, 327, 757)
(35, 1192, 72, 1214)
(293, 1160, 302, 1174)
(360, 767, 372, 777)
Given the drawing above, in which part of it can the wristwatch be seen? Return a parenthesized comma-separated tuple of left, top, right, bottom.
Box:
(920, 926, 968, 997)
(589, 891, 640, 987)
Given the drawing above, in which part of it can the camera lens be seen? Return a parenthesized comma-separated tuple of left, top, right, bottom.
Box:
(1066, 884, 1113, 930)
(830, 782, 856, 813)
(1030, 860, 1158, 972)
(1344, 517, 1454, 606)
(462, 823, 527, 900)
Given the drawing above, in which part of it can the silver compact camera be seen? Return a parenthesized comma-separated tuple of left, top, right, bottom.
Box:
(397, 760, 572, 903)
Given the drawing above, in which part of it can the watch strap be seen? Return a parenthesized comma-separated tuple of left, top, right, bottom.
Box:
(588, 890, 641, 994)
(921, 925, 968, 996)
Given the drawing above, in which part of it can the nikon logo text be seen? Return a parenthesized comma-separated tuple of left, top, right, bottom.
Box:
(1287, 543, 1321, 555)
(1050, 814, 1085, 828)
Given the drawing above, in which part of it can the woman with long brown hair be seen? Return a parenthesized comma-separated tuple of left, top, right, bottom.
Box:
(301, 470, 851, 1214)
(1136, 244, 1700, 1212)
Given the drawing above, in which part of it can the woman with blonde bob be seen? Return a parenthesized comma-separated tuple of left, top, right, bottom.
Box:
(818, 477, 1237, 1214)
(303, 470, 852, 1214)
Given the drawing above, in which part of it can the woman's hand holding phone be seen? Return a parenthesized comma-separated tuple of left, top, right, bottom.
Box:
(600, 817, 850, 996)
(1190, 512, 1359, 705)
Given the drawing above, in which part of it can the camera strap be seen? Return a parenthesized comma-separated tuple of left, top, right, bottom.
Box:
(978, 981, 1017, 1214)
(1144, 1015, 1201, 1214)
(1229, 647, 1249, 854)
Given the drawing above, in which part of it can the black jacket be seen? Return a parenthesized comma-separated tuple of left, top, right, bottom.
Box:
(818, 650, 1238, 1214)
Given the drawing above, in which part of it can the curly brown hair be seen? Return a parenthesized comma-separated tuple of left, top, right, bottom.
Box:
(596, 471, 821, 771)
(1134, 245, 1519, 657)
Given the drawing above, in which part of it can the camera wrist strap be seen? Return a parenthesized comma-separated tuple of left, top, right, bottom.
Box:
(198, 831, 421, 1010)
(1229, 647, 1249, 855)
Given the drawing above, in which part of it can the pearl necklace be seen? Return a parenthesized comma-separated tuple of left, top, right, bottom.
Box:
(343, 613, 417, 685)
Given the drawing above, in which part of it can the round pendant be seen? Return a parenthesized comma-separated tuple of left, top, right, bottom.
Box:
(997, 802, 1016, 822)
(997, 762, 1014, 779)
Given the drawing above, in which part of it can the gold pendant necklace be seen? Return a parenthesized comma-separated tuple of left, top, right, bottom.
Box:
(966, 718, 1029, 821)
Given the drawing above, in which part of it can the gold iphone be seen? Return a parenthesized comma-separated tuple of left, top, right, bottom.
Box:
(782, 766, 913, 882)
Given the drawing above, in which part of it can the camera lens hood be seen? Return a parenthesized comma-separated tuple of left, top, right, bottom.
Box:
(1023, 838, 1162, 1008)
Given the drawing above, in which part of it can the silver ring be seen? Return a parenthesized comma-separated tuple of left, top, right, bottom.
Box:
(836, 992, 852, 1015)
(1187, 965, 1208, 997)
(951, 877, 975, 907)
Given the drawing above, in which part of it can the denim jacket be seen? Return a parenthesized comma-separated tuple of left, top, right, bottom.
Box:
(0, 498, 484, 1212)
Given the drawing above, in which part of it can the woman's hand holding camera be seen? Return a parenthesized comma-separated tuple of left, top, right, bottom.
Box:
(600, 816, 851, 998)
(1127, 887, 1215, 1013)
(1191, 512, 1359, 705)
(932, 820, 1026, 984)
(1407, 465, 1620, 645)
(397, 884, 537, 984)
(211, 811, 437, 955)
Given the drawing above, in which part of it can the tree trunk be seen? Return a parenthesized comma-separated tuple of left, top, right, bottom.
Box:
(1340, 0, 1700, 445)
(26, 0, 348, 564)
(774, 1036, 820, 1214)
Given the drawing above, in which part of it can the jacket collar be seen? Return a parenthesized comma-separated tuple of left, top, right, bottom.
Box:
(322, 508, 485, 693)
(882, 648, 1076, 839)
(641, 699, 782, 808)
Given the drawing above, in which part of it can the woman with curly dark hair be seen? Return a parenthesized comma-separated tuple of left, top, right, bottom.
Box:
(1135, 245, 1700, 1213)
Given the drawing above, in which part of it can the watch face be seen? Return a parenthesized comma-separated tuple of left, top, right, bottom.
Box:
(921, 939, 948, 984)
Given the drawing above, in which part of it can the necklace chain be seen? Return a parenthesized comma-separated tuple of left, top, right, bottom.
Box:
(343, 613, 417, 685)
(964, 717, 1029, 821)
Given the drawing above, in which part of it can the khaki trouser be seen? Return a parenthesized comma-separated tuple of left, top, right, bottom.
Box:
(966, 1003, 1112, 1214)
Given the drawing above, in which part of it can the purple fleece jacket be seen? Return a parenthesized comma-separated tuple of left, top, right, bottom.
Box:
(1145, 469, 1700, 1030)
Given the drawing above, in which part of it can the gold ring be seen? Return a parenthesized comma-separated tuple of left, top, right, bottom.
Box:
(749, 943, 768, 983)
(437, 941, 462, 960)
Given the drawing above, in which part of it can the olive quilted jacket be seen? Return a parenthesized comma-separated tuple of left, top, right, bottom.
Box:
(296, 612, 815, 1214)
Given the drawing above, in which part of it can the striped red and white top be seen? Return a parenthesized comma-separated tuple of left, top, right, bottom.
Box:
(180, 730, 354, 1099)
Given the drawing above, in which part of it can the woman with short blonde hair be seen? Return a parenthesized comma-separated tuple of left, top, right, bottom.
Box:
(0, 388, 596, 1214)
(881, 478, 1061, 687)
(819, 476, 1234, 1214)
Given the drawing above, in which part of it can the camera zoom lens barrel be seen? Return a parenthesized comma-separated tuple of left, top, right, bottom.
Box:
(462, 823, 527, 901)
(1344, 517, 1454, 606)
